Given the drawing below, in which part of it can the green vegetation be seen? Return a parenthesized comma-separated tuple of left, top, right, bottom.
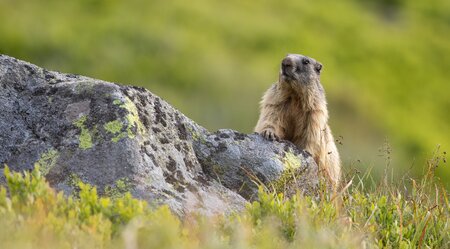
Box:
(1, 157, 449, 248)
(0, 0, 448, 182)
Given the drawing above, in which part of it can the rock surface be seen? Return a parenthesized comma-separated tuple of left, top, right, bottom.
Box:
(0, 54, 319, 216)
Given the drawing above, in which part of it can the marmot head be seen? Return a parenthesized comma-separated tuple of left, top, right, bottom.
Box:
(279, 54, 323, 87)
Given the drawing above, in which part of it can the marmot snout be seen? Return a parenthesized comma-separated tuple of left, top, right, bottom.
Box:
(255, 54, 341, 187)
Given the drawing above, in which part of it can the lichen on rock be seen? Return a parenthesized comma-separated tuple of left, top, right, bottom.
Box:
(0, 54, 319, 217)
(73, 115, 93, 150)
(119, 97, 146, 137)
(283, 150, 302, 170)
(104, 120, 126, 142)
(106, 97, 146, 142)
(36, 149, 60, 175)
(103, 178, 133, 199)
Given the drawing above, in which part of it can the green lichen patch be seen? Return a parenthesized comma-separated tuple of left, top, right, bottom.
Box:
(73, 115, 93, 149)
(68, 173, 82, 188)
(104, 178, 132, 199)
(121, 97, 146, 137)
(71, 98, 146, 146)
(112, 99, 122, 105)
(73, 115, 87, 127)
(35, 149, 60, 175)
(104, 120, 123, 134)
(66, 173, 84, 196)
(108, 97, 146, 142)
(79, 129, 92, 149)
(283, 151, 302, 170)
(111, 133, 127, 143)
(104, 120, 128, 143)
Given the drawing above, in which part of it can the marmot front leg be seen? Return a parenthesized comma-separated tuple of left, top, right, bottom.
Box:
(255, 104, 284, 141)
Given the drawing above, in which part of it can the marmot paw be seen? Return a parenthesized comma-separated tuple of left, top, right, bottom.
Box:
(261, 130, 280, 141)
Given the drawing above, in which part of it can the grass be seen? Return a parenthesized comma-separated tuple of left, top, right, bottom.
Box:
(0, 152, 448, 249)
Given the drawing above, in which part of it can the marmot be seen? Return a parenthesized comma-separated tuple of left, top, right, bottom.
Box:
(255, 54, 341, 186)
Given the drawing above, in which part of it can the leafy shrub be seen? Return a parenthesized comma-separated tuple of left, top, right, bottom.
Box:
(0, 164, 448, 248)
(0, 166, 149, 248)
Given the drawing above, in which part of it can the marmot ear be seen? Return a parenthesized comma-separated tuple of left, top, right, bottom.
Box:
(315, 62, 323, 73)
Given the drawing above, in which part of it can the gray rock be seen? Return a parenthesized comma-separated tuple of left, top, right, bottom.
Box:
(0, 54, 319, 216)
(194, 129, 319, 200)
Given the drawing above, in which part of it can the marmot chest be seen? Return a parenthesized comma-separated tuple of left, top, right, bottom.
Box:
(280, 98, 308, 141)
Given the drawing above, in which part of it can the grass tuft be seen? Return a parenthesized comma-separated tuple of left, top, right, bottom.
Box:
(0, 157, 448, 248)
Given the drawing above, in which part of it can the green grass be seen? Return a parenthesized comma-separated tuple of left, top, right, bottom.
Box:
(1, 157, 448, 249)
(0, 0, 449, 181)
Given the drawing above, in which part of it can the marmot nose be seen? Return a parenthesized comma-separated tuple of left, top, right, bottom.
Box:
(281, 57, 293, 73)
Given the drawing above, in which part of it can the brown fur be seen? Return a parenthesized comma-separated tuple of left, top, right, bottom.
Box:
(255, 54, 341, 186)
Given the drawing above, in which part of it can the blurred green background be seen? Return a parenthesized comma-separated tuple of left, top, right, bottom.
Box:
(0, 0, 448, 185)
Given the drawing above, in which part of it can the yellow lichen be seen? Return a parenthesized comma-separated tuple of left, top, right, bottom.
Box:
(283, 151, 302, 170)
(102, 98, 146, 143)
(104, 178, 132, 199)
(121, 97, 145, 137)
(73, 115, 93, 149)
(104, 120, 127, 143)
(35, 149, 60, 175)
(104, 120, 123, 134)
(113, 99, 122, 105)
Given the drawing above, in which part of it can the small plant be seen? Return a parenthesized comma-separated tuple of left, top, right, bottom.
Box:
(0, 159, 448, 249)
(0, 166, 151, 248)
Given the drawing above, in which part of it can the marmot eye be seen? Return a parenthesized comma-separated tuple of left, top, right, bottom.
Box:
(302, 59, 310, 65)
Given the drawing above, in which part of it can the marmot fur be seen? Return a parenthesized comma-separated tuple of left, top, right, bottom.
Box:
(255, 54, 341, 186)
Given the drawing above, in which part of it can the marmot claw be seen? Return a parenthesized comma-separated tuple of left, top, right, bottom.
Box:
(261, 130, 279, 141)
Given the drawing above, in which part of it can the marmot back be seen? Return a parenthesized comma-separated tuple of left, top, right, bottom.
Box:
(255, 54, 341, 187)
